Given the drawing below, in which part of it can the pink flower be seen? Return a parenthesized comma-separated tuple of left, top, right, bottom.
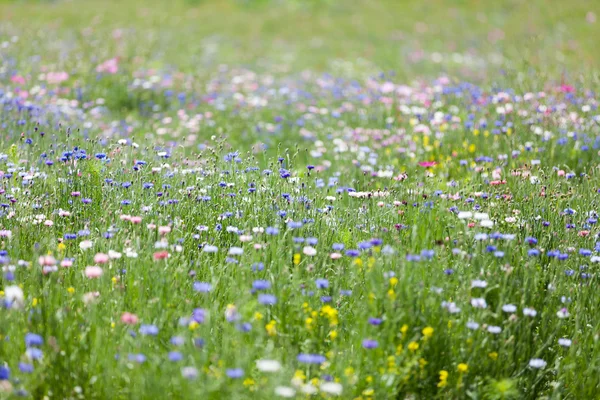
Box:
(10, 75, 26, 85)
(85, 266, 103, 278)
(557, 170, 566, 177)
(96, 58, 119, 74)
(153, 251, 169, 260)
(578, 230, 590, 237)
(130, 216, 142, 224)
(46, 71, 69, 85)
(330, 252, 342, 260)
(38, 255, 57, 266)
(121, 312, 139, 325)
(60, 259, 73, 268)
(94, 253, 110, 264)
(489, 180, 506, 186)
(158, 226, 171, 236)
(418, 161, 437, 167)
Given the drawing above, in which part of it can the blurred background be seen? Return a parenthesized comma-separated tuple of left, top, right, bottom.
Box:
(1, 0, 599, 85)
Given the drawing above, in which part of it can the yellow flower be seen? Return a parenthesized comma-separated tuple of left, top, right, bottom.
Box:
(294, 370, 306, 381)
(419, 358, 428, 369)
(110, 322, 115, 329)
(344, 367, 354, 377)
(189, 321, 199, 331)
(408, 341, 419, 351)
(389, 277, 398, 287)
(265, 320, 277, 336)
(67, 287, 75, 294)
(488, 352, 498, 361)
(254, 312, 263, 320)
(362, 388, 374, 396)
(329, 330, 338, 340)
(395, 344, 403, 355)
(354, 258, 363, 267)
(32, 298, 38, 307)
(57, 242, 66, 252)
(437, 370, 448, 388)
(243, 378, 255, 387)
(400, 324, 408, 335)
(305, 317, 314, 330)
(365, 376, 373, 383)
(457, 363, 468, 373)
(422, 326, 434, 338)
(387, 289, 396, 300)
(293, 253, 301, 265)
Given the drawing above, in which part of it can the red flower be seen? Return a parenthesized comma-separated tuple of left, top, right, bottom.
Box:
(153, 251, 170, 260)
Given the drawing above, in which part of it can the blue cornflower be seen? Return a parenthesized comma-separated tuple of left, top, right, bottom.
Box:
(226, 368, 244, 378)
(258, 294, 277, 305)
(297, 354, 326, 364)
(139, 324, 159, 336)
(168, 351, 183, 362)
(315, 279, 329, 289)
(252, 280, 271, 290)
(25, 333, 43, 347)
(193, 282, 212, 293)
(362, 339, 379, 349)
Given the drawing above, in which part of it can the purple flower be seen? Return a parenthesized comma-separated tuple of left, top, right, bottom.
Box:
(252, 280, 271, 290)
(258, 294, 277, 305)
(362, 339, 379, 349)
(128, 353, 146, 363)
(25, 333, 43, 347)
(297, 354, 326, 364)
(226, 368, 244, 378)
(168, 351, 183, 362)
(368, 318, 383, 326)
(193, 282, 212, 293)
(315, 279, 329, 289)
(140, 324, 159, 336)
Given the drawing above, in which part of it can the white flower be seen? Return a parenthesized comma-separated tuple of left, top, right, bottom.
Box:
(228, 247, 244, 256)
(181, 367, 198, 380)
(529, 358, 547, 369)
(474, 212, 489, 220)
(457, 211, 473, 219)
(466, 321, 480, 330)
(274, 386, 296, 398)
(79, 240, 93, 250)
(487, 326, 502, 334)
(530, 176, 540, 184)
(558, 338, 572, 347)
(203, 245, 218, 253)
(480, 220, 494, 228)
(471, 298, 487, 308)
(256, 359, 281, 372)
(108, 250, 122, 259)
(523, 307, 537, 317)
(4, 285, 24, 309)
(502, 304, 517, 313)
(301, 384, 318, 395)
(557, 308, 570, 318)
(303, 246, 317, 256)
(320, 382, 343, 395)
(471, 280, 488, 288)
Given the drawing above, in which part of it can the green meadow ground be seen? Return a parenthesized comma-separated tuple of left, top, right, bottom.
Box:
(0, 0, 600, 399)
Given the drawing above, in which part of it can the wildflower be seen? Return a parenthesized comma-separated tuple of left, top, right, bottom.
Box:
(558, 338, 572, 347)
(438, 370, 449, 388)
(274, 386, 296, 397)
(529, 359, 547, 369)
(265, 320, 277, 336)
(321, 382, 343, 395)
(457, 363, 468, 373)
(256, 359, 281, 372)
(84, 266, 103, 279)
(121, 312, 139, 325)
(422, 326, 434, 338)
(408, 341, 419, 351)
(362, 339, 378, 349)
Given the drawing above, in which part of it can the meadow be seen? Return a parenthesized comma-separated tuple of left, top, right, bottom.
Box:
(1, 0, 600, 398)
